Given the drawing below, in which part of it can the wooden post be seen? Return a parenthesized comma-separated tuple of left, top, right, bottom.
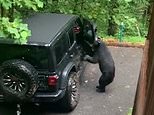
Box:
(132, 40, 149, 115)
(133, 2, 154, 115)
(143, 2, 154, 114)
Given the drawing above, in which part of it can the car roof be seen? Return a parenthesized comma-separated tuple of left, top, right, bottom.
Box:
(25, 13, 77, 46)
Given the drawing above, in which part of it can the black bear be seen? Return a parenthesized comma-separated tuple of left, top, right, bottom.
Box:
(84, 40, 115, 92)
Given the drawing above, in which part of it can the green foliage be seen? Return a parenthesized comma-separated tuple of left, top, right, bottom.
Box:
(123, 36, 145, 44)
(0, 17, 31, 44)
(112, 0, 149, 36)
(0, 0, 43, 44)
(0, 0, 43, 11)
(127, 108, 133, 115)
(0, 0, 12, 9)
(0, 0, 149, 44)
(43, 0, 149, 37)
(102, 35, 145, 44)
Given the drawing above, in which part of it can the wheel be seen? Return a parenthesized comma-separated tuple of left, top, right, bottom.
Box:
(60, 72, 80, 112)
(0, 59, 38, 102)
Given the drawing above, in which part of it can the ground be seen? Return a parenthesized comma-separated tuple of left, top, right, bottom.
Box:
(0, 47, 143, 115)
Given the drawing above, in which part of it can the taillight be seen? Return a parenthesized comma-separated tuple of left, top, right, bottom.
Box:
(48, 75, 59, 86)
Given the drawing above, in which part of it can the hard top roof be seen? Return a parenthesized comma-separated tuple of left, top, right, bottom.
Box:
(25, 13, 77, 45)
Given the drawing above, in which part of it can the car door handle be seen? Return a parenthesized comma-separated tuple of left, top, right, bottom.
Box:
(70, 53, 74, 58)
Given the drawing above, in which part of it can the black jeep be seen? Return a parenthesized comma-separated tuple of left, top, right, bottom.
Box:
(0, 13, 96, 111)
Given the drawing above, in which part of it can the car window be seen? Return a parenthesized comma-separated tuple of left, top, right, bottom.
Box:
(74, 18, 82, 43)
(68, 28, 75, 46)
(54, 33, 69, 64)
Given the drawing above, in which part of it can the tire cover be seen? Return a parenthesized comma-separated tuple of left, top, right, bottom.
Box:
(0, 59, 38, 102)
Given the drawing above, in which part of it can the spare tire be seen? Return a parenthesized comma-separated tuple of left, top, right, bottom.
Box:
(0, 59, 38, 102)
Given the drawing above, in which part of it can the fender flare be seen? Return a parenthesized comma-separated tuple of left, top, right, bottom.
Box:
(59, 62, 76, 89)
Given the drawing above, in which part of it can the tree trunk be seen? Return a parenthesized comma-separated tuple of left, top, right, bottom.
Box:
(9, 2, 14, 22)
(1, 4, 4, 17)
(107, 0, 118, 36)
(107, 16, 116, 36)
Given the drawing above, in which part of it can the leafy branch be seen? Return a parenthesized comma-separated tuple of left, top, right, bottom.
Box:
(0, 0, 43, 44)
(0, 17, 31, 44)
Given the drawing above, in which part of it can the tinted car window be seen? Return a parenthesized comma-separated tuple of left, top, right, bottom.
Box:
(74, 19, 82, 44)
(54, 33, 69, 64)
(68, 28, 75, 46)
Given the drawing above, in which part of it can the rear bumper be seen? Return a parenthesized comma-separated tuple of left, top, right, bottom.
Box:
(32, 89, 66, 102)
(0, 89, 66, 103)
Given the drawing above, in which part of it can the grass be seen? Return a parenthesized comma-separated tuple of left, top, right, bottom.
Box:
(100, 35, 146, 44)
(127, 108, 133, 115)
(122, 36, 145, 44)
